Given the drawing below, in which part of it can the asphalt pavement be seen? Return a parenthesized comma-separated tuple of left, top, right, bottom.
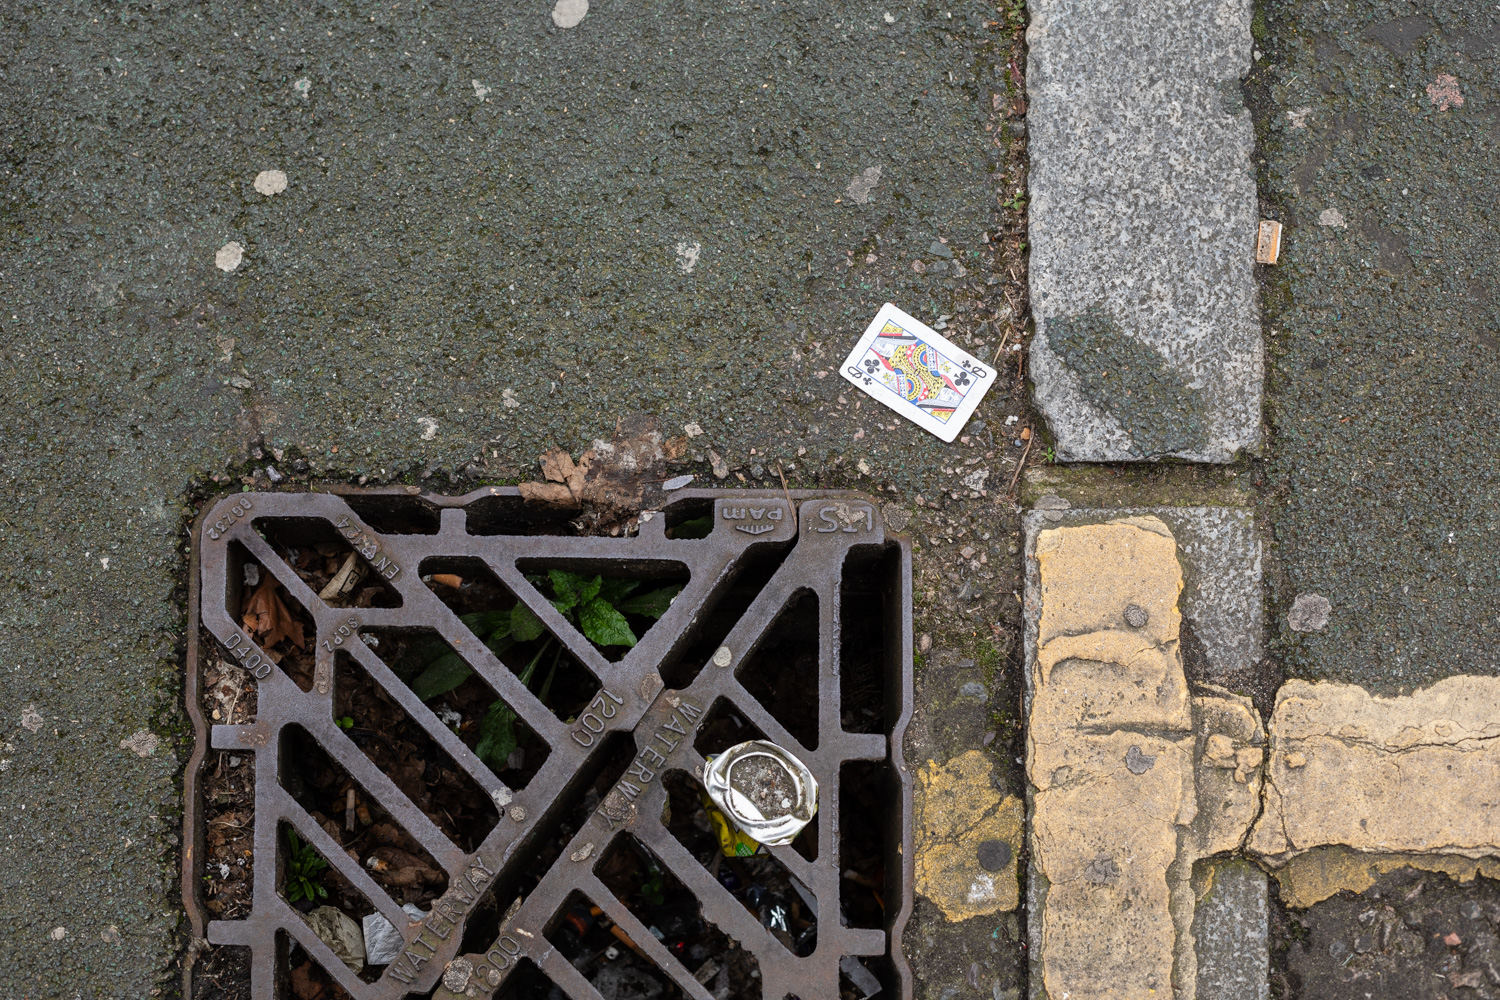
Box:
(0, 3, 1027, 997)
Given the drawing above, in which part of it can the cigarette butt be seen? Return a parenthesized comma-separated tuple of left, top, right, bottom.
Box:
(1256, 220, 1282, 264)
(430, 573, 464, 589)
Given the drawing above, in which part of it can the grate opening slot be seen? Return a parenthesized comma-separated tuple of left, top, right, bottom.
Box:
(736, 589, 821, 751)
(659, 543, 793, 689)
(255, 516, 404, 609)
(660, 770, 817, 956)
(839, 544, 899, 736)
(464, 494, 582, 536)
(338, 493, 443, 535)
(230, 541, 318, 692)
(839, 761, 892, 931)
(596, 832, 766, 995)
(419, 556, 606, 720)
(546, 889, 692, 999)
(333, 651, 500, 851)
(361, 626, 552, 789)
(278, 725, 451, 907)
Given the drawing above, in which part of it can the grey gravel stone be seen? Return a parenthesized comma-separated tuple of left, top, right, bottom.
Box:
(1026, 0, 1262, 462)
(1288, 592, 1332, 632)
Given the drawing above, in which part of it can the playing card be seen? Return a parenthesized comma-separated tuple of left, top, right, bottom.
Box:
(838, 303, 997, 442)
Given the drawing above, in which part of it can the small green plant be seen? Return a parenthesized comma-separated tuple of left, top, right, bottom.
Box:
(405, 571, 682, 771)
(667, 514, 713, 539)
(639, 868, 666, 906)
(284, 829, 328, 903)
(1041, 446, 1057, 463)
(335, 716, 354, 730)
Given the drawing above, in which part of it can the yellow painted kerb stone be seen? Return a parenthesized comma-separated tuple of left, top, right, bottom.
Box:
(914, 750, 1023, 922)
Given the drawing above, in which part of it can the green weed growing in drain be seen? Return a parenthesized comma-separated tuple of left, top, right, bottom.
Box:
(404, 570, 682, 771)
(1041, 446, 1057, 464)
(284, 829, 329, 903)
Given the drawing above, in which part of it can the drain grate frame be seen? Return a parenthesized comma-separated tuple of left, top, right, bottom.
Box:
(183, 486, 914, 1000)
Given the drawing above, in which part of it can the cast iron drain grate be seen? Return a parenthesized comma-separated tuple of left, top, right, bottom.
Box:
(185, 487, 913, 1000)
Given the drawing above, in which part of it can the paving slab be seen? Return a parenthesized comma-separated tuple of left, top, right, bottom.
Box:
(0, 4, 1032, 996)
(1026, 0, 1262, 462)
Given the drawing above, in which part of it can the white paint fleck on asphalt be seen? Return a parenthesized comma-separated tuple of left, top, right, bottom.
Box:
(119, 730, 160, 757)
(1286, 107, 1311, 128)
(1318, 208, 1347, 229)
(676, 239, 702, 273)
(884, 11, 896, 22)
(215, 242, 244, 272)
(845, 165, 882, 204)
(683, 422, 704, 438)
(100, 556, 110, 570)
(21, 705, 42, 732)
(502, 388, 521, 409)
(472, 79, 491, 100)
(253, 169, 287, 196)
(293, 77, 311, 98)
(49, 927, 66, 941)
(961, 468, 990, 491)
(417, 417, 439, 441)
(552, 0, 588, 28)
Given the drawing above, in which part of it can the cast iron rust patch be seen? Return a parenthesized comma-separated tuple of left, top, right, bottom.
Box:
(184, 487, 914, 1000)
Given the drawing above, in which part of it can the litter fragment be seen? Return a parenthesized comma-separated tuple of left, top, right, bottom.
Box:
(703, 740, 818, 847)
(362, 904, 426, 966)
(302, 905, 366, 972)
(840, 955, 884, 998)
(661, 474, 695, 491)
(839, 303, 997, 442)
(1256, 220, 1282, 264)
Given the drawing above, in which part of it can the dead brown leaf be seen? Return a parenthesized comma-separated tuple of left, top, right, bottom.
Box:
(289, 961, 327, 1000)
(241, 577, 305, 650)
(662, 435, 690, 461)
(538, 447, 576, 484)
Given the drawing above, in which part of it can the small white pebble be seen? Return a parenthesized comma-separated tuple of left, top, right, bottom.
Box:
(552, 0, 587, 27)
(216, 242, 244, 272)
(293, 77, 311, 97)
(884, 11, 896, 22)
(253, 169, 287, 196)
(416, 416, 439, 441)
(49, 927, 66, 941)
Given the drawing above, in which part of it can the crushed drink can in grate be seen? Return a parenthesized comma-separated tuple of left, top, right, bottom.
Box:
(703, 739, 818, 847)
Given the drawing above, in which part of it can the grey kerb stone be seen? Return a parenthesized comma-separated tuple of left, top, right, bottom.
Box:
(1025, 0, 1263, 462)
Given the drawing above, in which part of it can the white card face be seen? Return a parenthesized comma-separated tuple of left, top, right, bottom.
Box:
(838, 303, 998, 442)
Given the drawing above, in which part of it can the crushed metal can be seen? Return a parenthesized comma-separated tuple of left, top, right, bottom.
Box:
(702, 739, 818, 848)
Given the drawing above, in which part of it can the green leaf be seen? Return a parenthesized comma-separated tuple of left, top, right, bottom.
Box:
(578, 597, 637, 648)
(668, 515, 714, 539)
(510, 603, 546, 642)
(616, 585, 682, 620)
(547, 569, 601, 612)
(485, 633, 516, 658)
(596, 578, 640, 605)
(410, 652, 474, 700)
(475, 699, 519, 770)
(460, 610, 511, 640)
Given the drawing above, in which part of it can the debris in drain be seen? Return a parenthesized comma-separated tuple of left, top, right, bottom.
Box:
(839, 302, 998, 443)
(363, 903, 426, 966)
(840, 955, 884, 998)
(301, 905, 366, 973)
(703, 740, 819, 848)
(515, 417, 693, 532)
